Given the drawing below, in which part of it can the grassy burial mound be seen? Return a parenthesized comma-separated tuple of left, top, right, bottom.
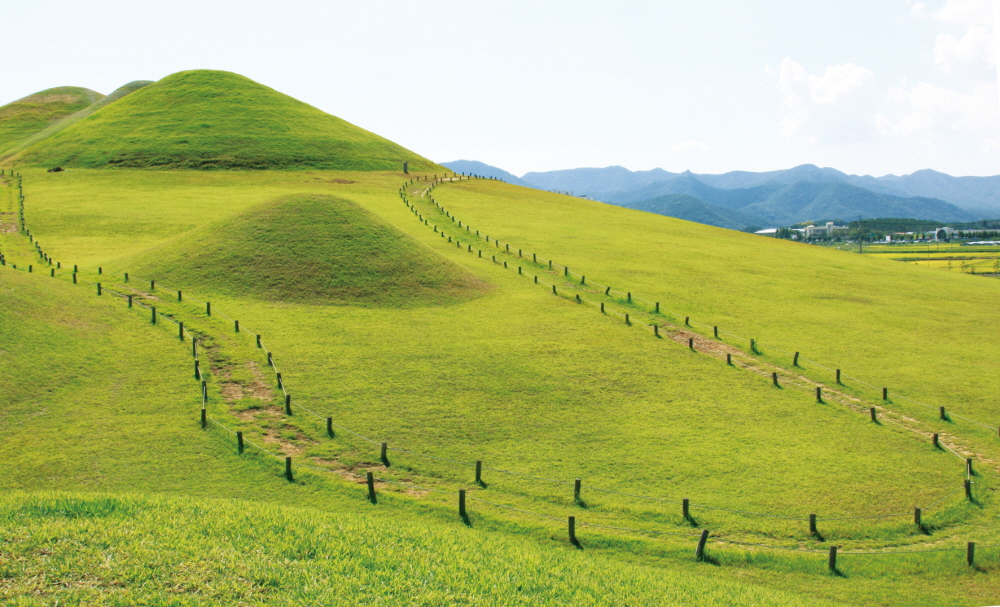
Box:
(15, 70, 441, 171)
(0, 81, 153, 164)
(121, 193, 489, 306)
(0, 86, 104, 159)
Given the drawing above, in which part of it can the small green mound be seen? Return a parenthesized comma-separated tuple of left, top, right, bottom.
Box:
(16, 70, 441, 171)
(121, 193, 489, 306)
(0, 86, 103, 158)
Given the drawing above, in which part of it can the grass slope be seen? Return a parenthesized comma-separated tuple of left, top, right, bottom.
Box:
(0, 87, 103, 159)
(0, 493, 844, 607)
(14, 70, 442, 171)
(122, 193, 489, 306)
(0, 267, 837, 607)
(432, 180, 1000, 443)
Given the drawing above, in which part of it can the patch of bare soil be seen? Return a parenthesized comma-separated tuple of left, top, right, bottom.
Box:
(236, 405, 282, 422)
(260, 425, 316, 456)
(245, 362, 274, 399)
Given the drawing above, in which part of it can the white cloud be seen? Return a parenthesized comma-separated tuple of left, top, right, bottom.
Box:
(772, 58, 875, 140)
(670, 140, 710, 152)
(876, 80, 998, 135)
(934, 25, 994, 72)
(912, 0, 994, 72)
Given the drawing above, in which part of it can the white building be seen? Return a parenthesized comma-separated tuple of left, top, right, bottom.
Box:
(803, 222, 850, 238)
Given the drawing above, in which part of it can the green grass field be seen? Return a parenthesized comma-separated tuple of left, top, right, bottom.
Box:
(2, 167, 999, 605)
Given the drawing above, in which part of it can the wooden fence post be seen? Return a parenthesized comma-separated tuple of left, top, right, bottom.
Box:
(128, 295, 132, 308)
(459, 489, 467, 519)
(816, 387, 822, 402)
(285, 394, 292, 415)
(234, 320, 239, 333)
(327, 417, 334, 437)
(828, 546, 838, 572)
(177, 290, 182, 302)
(810, 513, 818, 535)
(568, 516, 578, 545)
(237, 431, 244, 454)
(367, 471, 377, 503)
(968, 542, 976, 567)
(793, 352, 799, 366)
(695, 529, 709, 561)
(285, 457, 293, 481)
(914, 507, 921, 528)
(381, 442, 388, 464)
(683, 498, 690, 520)
(179, 322, 184, 341)
(206, 301, 211, 316)
(836, 369, 841, 383)
(882, 387, 888, 400)
(772, 372, 779, 387)
(151, 307, 157, 324)
(574, 478, 582, 502)
(940, 406, 947, 420)
(870, 407, 877, 422)
(933, 433, 939, 448)
(475, 460, 483, 485)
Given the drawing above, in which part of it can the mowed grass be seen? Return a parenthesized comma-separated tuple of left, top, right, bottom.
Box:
(0, 492, 853, 607)
(14, 70, 442, 172)
(430, 180, 1000, 449)
(0, 268, 854, 606)
(3, 171, 1000, 604)
(3, 169, 976, 535)
(120, 193, 489, 306)
(2, 224, 998, 607)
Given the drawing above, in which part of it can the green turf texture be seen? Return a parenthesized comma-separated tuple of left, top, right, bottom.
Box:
(14, 70, 442, 172)
(120, 193, 489, 306)
(0, 87, 103, 159)
(3, 163, 1000, 604)
(0, 492, 849, 607)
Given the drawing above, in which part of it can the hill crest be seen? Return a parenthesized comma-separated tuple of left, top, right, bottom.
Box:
(15, 70, 441, 172)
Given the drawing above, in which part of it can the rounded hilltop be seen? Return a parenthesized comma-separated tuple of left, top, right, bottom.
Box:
(15, 70, 440, 171)
(0, 86, 104, 158)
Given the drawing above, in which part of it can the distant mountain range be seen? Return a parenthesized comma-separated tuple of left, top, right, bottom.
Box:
(443, 160, 998, 230)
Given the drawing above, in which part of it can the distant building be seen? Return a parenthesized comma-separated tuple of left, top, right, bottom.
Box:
(803, 222, 850, 238)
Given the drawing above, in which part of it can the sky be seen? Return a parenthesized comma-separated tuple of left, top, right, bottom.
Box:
(3, 0, 999, 177)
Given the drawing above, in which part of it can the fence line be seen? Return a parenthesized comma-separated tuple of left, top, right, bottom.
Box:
(1, 174, 981, 523)
(412, 176, 1000, 441)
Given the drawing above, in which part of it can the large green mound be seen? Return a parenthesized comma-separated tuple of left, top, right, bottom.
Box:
(0, 86, 103, 158)
(15, 70, 441, 171)
(122, 193, 489, 306)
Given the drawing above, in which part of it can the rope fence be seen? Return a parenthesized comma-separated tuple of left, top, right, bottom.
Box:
(407, 175, 1000, 447)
